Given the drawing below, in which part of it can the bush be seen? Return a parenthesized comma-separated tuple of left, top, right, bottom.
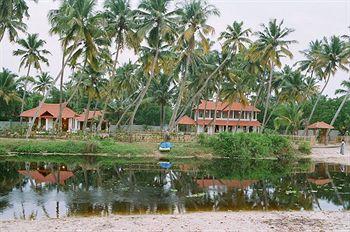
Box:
(298, 141, 311, 154)
(205, 132, 293, 159)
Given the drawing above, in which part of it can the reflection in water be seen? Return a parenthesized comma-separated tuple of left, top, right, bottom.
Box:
(0, 156, 349, 220)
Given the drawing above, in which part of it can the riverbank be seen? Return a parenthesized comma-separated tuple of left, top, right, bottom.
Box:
(1, 211, 349, 232)
(311, 145, 350, 165)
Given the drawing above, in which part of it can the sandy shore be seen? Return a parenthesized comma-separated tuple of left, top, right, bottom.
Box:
(311, 145, 350, 165)
(1, 211, 349, 232)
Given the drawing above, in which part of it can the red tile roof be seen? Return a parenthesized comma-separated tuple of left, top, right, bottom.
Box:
(178, 115, 196, 125)
(197, 119, 261, 127)
(75, 110, 103, 122)
(196, 100, 260, 112)
(308, 121, 334, 129)
(18, 170, 74, 185)
(307, 178, 332, 186)
(197, 179, 257, 189)
(20, 103, 77, 118)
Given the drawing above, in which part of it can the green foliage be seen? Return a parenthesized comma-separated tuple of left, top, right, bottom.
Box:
(298, 141, 312, 154)
(201, 132, 293, 159)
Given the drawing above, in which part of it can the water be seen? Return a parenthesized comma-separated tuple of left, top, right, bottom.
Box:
(0, 155, 349, 220)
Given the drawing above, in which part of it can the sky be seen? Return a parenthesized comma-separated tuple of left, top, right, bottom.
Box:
(0, 0, 349, 97)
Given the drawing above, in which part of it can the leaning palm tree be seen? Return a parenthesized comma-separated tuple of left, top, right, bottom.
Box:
(168, 0, 219, 131)
(33, 72, 53, 96)
(0, 68, 22, 104)
(13, 33, 51, 122)
(97, 0, 137, 131)
(249, 19, 296, 130)
(330, 80, 350, 128)
(127, 0, 178, 133)
(0, 0, 29, 42)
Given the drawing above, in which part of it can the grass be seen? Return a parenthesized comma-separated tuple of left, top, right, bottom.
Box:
(0, 138, 212, 158)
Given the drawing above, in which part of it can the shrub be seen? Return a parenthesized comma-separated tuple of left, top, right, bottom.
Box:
(207, 132, 293, 159)
(298, 141, 311, 154)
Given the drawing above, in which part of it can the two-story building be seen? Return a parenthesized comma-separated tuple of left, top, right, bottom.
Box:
(178, 100, 261, 134)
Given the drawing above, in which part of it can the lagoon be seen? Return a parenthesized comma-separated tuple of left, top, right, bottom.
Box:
(0, 156, 349, 220)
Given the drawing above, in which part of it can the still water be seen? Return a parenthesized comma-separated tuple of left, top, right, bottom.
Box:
(0, 155, 349, 220)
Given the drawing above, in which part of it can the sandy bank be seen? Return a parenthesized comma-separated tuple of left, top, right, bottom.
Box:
(311, 145, 350, 165)
(1, 211, 349, 232)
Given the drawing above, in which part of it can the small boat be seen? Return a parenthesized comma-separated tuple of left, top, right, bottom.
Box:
(159, 161, 172, 169)
(159, 142, 173, 152)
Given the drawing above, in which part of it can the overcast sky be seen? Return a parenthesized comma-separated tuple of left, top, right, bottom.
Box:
(0, 0, 349, 97)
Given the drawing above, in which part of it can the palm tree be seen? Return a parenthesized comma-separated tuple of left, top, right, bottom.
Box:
(13, 33, 51, 122)
(329, 80, 350, 128)
(128, 0, 178, 134)
(0, 68, 21, 104)
(168, 0, 219, 131)
(97, 0, 137, 131)
(249, 19, 296, 130)
(0, 0, 29, 42)
(274, 103, 304, 135)
(33, 72, 53, 96)
(174, 21, 252, 127)
(150, 74, 174, 129)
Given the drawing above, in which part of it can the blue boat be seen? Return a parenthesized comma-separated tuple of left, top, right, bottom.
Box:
(159, 162, 172, 169)
(159, 142, 173, 152)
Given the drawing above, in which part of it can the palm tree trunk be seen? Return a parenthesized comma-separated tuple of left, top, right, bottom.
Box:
(25, 43, 77, 139)
(97, 43, 121, 131)
(235, 108, 243, 133)
(82, 97, 92, 131)
(20, 64, 31, 123)
(262, 62, 274, 130)
(169, 54, 191, 131)
(212, 93, 220, 134)
(128, 46, 160, 140)
(304, 75, 330, 135)
(174, 55, 230, 126)
(160, 104, 164, 130)
(57, 45, 67, 132)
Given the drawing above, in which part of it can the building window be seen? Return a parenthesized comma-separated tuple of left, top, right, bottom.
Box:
(199, 110, 204, 118)
(216, 110, 221, 118)
(222, 111, 228, 118)
(205, 110, 210, 118)
(234, 111, 240, 119)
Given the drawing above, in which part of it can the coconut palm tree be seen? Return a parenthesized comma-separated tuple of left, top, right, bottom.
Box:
(249, 19, 296, 130)
(168, 0, 219, 131)
(274, 103, 304, 135)
(0, 0, 29, 42)
(0, 68, 21, 104)
(329, 80, 350, 128)
(174, 21, 252, 126)
(127, 0, 178, 133)
(33, 72, 53, 96)
(13, 33, 51, 122)
(97, 0, 137, 130)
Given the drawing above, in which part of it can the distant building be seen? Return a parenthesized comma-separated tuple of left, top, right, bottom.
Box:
(20, 103, 107, 132)
(178, 100, 261, 134)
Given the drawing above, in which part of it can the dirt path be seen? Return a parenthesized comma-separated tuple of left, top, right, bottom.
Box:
(1, 211, 349, 232)
(311, 145, 350, 165)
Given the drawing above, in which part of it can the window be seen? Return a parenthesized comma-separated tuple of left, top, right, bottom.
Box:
(216, 110, 221, 118)
(205, 110, 210, 118)
(222, 111, 228, 118)
(199, 110, 204, 118)
(234, 111, 240, 119)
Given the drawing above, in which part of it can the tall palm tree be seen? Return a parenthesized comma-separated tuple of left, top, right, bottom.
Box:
(0, 0, 29, 42)
(13, 33, 51, 122)
(330, 80, 350, 128)
(128, 0, 178, 133)
(174, 21, 252, 127)
(97, 0, 137, 131)
(168, 0, 219, 131)
(33, 72, 53, 96)
(250, 19, 296, 130)
(0, 68, 21, 104)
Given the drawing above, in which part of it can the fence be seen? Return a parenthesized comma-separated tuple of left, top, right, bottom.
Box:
(0, 121, 23, 130)
(113, 132, 197, 143)
(281, 135, 316, 146)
